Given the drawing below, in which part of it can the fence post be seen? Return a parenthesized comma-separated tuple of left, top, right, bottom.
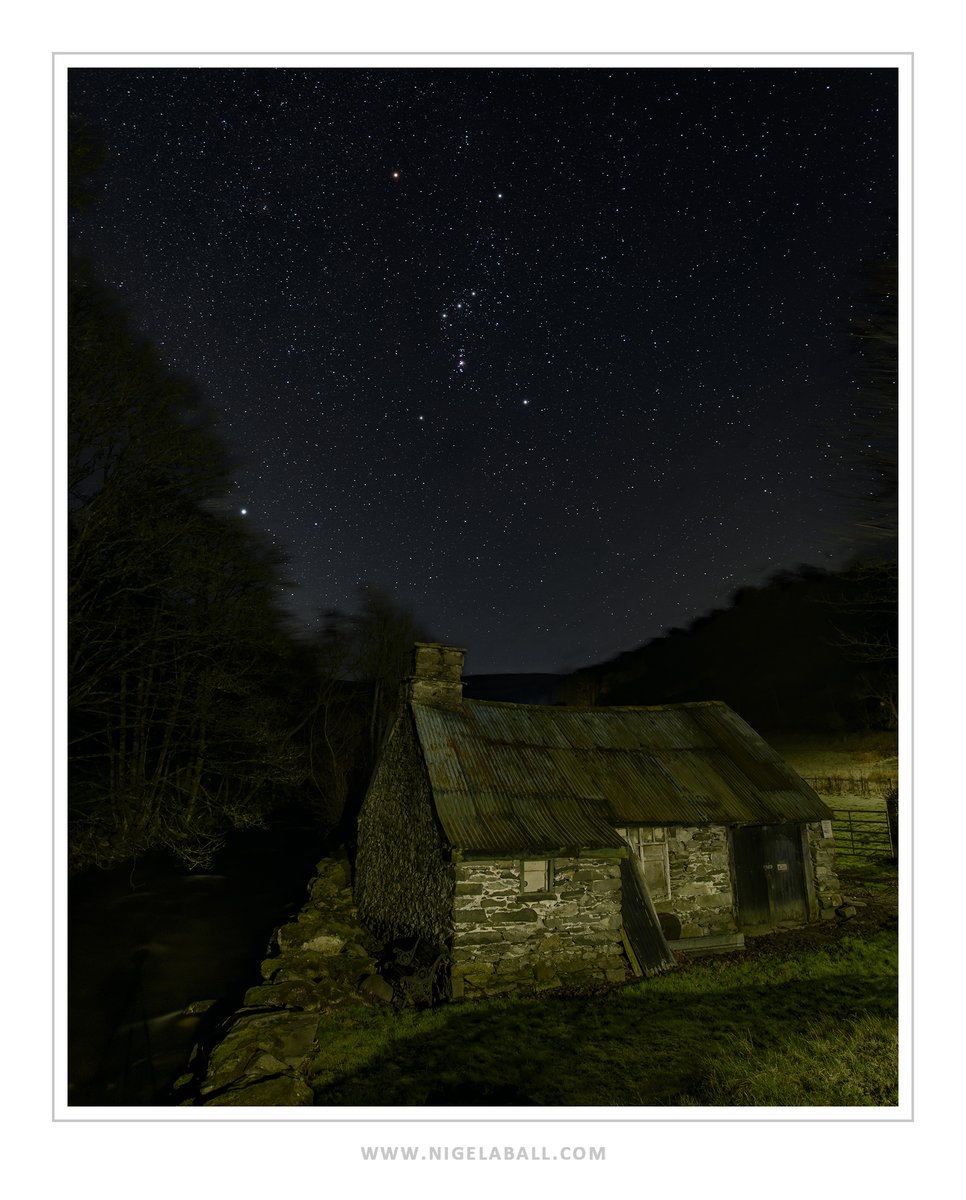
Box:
(886, 794, 898, 858)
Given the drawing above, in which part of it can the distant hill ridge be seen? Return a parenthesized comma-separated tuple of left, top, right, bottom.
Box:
(462, 674, 565, 705)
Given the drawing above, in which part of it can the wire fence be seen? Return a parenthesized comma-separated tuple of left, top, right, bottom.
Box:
(802, 774, 897, 798)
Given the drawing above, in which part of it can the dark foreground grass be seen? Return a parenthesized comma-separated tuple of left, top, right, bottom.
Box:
(309, 930, 897, 1107)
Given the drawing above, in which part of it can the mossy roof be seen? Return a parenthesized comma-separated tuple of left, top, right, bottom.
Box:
(410, 698, 831, 854)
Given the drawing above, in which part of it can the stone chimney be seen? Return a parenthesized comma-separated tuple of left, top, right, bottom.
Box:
(406, 642, 466, 709)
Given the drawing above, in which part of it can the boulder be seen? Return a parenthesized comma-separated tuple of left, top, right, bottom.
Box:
(359, 973, 395, 1005)
(201, 1012, 322, 1094)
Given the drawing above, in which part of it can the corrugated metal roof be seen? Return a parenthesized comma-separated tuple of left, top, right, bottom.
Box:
(411, 698, 830, 852)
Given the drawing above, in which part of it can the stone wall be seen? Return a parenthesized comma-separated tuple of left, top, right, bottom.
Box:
(805, 820, 844, 918)
(183, 854, 387, 1107)
(651, 825, 739, 939)
(449, 857, 629, 999)
(356, 709, 453, 946)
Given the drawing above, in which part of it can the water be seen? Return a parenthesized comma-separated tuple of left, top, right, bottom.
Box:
(67, 814, 327, 1106)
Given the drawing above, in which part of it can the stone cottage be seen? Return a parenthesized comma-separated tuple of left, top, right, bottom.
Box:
(355, 643, 841, 999)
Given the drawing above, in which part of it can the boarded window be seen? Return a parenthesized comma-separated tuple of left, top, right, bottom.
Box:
(616, 826, 671, 900)
(520, 859, 551, 894)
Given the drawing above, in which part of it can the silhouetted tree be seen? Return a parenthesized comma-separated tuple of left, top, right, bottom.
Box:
(68, 110, 106, 212)
(826, 260, 899, 727)
(68, 267, 310, 867)
(843, 259, 899, 550)
(67, 111, 326, 869)
(302, 585, 430, 845)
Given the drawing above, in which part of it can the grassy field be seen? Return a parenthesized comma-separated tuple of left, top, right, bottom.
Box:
(771, 731, 898, 808)
(308, 922, 897, 1108)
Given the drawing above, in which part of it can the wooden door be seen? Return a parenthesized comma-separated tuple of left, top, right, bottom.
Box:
(732, 824, 808, 927)
(619, 853, 676, 977)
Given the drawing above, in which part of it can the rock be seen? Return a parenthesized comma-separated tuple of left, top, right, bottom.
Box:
(253, 1052, 290, 1074)
(201, 1012, 323, 1094)
(343, 941, 373, 958)
(836, 905, 858, 920)
(204, 1074, 314, 1106)
(183, 998, 218, 1014)
(359, 973, 395, 1004)
(243, 980, 326, 1010)
(301, 933, 346, 955)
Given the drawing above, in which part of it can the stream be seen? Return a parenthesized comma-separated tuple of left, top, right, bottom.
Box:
(67, 813, 327, 1106)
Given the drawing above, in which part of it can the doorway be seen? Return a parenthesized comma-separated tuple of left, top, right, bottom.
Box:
(732, 824, 809, 927)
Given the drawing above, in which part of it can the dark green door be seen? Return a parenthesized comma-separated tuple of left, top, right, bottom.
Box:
(732, 824, 808, 927)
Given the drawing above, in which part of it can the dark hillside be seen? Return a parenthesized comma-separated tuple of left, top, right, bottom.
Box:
(556, 564, 896, 733)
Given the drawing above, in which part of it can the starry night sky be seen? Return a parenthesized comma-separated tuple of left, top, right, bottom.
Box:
(68, 66, 897, 675)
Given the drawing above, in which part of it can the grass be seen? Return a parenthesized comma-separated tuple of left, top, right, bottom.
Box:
(677, 1014, 897, 1106)
(308, 929, 898, 1107)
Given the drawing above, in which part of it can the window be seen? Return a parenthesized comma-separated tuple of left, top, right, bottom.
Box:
(520, 859, 552, 894)
(617, 826, 671, 900)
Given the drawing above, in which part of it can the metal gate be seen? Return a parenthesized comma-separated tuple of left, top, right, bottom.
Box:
(732, 823, 809, 927)
(831, 808, 895, 860)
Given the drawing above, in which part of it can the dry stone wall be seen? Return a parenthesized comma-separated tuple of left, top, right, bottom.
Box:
(805, 820, 844, 917)
(183, 854, 385, 1107)
(652, 826, 739, 939)
(449, 857, 629, 998)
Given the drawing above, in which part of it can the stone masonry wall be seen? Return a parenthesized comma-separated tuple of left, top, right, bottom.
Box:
(651, 826, 739, 939)
(186, 854, 386, 1107)
(805, 820, 843, 918)
(449, 857, 628, 999)
(355, 710, 453, 947)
